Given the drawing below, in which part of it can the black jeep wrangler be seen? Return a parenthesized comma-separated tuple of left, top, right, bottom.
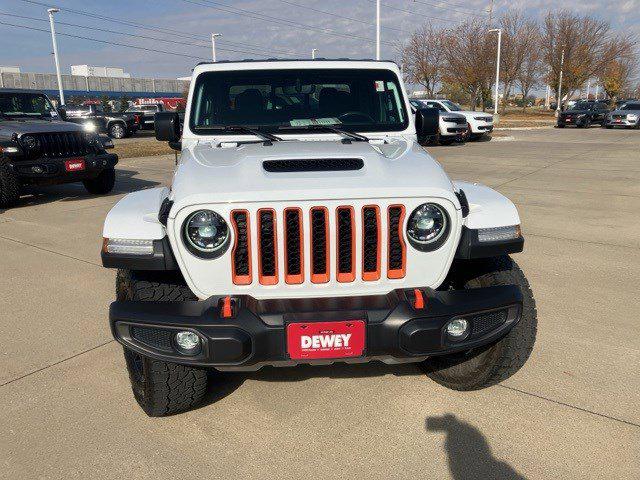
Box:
(0, 89, 118, 208)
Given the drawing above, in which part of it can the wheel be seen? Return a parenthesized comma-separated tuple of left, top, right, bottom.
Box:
(461, 123, 471, 142)
(605, 125, 613, 129)
(0, 159, 20, 208)
(556, 124, 565, 128)
(108, 122, 126, 139)
(439, 137, 456, 146)
(421, 256, 537, 391)
(582, 119, 592, 128)
(117, 269, 208, 416)
(83, 167, 115, 195)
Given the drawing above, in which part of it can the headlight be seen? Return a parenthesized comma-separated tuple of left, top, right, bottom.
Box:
(183, 210, 230, 258)
(406, 203, 450, 251)
(628, 114, 638, 120)
(84, 132, 99, 145)
(20, 134, 40, 151)
(83, 122, 97, 132)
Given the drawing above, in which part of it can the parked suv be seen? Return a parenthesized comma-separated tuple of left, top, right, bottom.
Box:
(63, 104, 140, 138)
(0, 89, 118, 207)
(420, 99, 494, 141)
(557, 101, 609, 128)
(101, 60, 536, 416)
(410, 99, 467, 145)
(125, 103, 164, 130)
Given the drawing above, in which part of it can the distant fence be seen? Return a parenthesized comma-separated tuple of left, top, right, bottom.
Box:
(0, 72, 188, 96)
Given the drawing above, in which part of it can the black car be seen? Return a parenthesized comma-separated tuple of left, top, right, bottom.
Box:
(0, 89, 118, 208)
(63, 104, 140, 139)
(557, 101, 610, 128)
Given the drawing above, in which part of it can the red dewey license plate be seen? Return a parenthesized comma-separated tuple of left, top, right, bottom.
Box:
(65, 158, 85, 172)
(287, 320, 365, 360)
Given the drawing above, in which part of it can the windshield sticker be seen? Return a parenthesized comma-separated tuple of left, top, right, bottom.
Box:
(289, 118, 341, 126)
(374, 80, 385, 92)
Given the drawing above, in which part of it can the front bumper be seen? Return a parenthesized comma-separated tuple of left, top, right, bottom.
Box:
(604, 118, 637, 127)
(110, 286, 523, 371)
(10, 153, 118, 184)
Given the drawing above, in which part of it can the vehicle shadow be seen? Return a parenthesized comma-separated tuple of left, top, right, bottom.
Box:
(194, 362, 423, 410)
(3, 168, 161, 211)
(426, 414, 528, 480)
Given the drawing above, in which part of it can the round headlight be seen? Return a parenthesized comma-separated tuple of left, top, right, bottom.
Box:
(21, 135, 40, 151)
(406, 203, 449, 251)
(183, 210, 230, 258)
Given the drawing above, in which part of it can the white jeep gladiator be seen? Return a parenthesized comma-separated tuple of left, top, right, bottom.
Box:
(101, 60, 536, 416)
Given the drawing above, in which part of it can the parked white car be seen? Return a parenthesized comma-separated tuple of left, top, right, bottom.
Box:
(101, 60, 536, 416)
(420, 99, 494, 141)
(410, 99, 467, 145)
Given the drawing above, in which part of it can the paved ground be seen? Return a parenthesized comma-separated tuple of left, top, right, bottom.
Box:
(1, 127, 639, 480)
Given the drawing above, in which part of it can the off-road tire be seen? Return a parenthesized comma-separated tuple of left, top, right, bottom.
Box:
(117, 269, 208, 416)
(0, 159, 20, 208)
(83, 167, 115, 195)
(557, 124, 565, 128)
(421, 256, 537, 391)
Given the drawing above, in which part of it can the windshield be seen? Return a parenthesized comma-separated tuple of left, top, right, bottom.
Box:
(573, 102, 593, 110)
(441, 100, 462, 111)
(0, 92, 57, 118)
(621, 103, 640, 110)
(189, 68, 408, 134)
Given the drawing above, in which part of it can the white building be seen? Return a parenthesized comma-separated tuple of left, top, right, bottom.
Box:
(0, 66, 21, 74)
(71, 65, 131, 78)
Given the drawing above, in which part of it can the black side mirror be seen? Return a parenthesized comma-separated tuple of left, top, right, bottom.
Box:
(57, 107, 67, 121)
(415, 107, 439, 140)
(155, 111, 181, 142)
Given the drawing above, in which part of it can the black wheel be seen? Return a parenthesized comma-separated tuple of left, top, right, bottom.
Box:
(461, 123, 471, 142)
(83, 167, 115, 195)
(108, 122, 126, 139)
(421, 256, 537, 391)
(582, 119, 592, 128)
(605, 125, 613, 129)
(117, 269, 208, 416)
(0, 159, 20, 208)
(439, 137, 456, 146)
(556, 124, 565, 128)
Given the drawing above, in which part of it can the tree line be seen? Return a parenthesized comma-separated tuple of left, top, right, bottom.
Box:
(401, 10, 638, 111)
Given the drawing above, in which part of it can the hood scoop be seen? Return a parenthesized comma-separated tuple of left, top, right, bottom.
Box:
(263, 158, 364, 173)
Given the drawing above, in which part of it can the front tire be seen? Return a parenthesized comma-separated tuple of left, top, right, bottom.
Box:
(421, 256, 537, 391)
(108, 122, 126, 139)
(116, 270, 208, 416)
(83, 167, 115, 195)
(0, 159, 20, 208)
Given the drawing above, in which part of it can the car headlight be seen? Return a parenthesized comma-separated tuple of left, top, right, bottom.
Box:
(406, 203, 450, 251)
(20, 134, 40, 151)
(183, 210, 230, 258)
(628, 114, 638, 121)
(83, 122, 97, 133)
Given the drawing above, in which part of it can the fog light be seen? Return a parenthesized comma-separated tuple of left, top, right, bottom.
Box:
(446, 318, 469, 339)
(175, 331, 200, 354)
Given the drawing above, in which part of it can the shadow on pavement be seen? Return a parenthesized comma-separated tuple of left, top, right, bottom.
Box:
(4, 168, 160, 211)
(426, 414, 527, 480)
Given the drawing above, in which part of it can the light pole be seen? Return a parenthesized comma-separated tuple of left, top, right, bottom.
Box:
(586, 80, 590, 100)
(376, 0, 380, 60)
(211, 33, 222, 62)
(311, 48, 318, 59)
(47, 8, 65, 106)
(488, 28, 502, 116)
(556, 48, 565, 114)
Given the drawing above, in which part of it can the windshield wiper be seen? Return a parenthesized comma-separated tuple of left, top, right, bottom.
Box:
(277, 124, 369, 142)
(195, 125, 282, 142)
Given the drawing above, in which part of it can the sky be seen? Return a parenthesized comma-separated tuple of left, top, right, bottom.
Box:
(1, 0, 639, 80)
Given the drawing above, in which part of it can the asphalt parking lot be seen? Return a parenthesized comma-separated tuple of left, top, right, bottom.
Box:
(1, 127, 639, 479)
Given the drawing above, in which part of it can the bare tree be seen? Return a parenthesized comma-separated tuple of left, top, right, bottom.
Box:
(401, 26, 445, 97)
(598, 54, 636, 102)
(516, 50, 543, 111)
(499, 10, 539, 113)
(541, 11, 636, 103)
(441, 19, 495, 110)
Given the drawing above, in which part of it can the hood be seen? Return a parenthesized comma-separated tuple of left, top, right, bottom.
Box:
(170, 139, 457, 213)
(458, 111, 492, 118)
(609, 109, 640, 115)
(562, 109, 591, 115)
(0, 118, 83, 137)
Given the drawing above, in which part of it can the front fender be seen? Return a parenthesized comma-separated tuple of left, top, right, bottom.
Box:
(454, 181, 520, 229)
(103, 187, 169, 240)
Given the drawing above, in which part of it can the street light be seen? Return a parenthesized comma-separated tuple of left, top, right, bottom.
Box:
(488, 28, 502, 116)
(47, 8, 65, 106)
(311, 48, 318, 59)
(556, 48, 565, 114)
(211, 33, 222, 62)
(376, 0, 380, 60)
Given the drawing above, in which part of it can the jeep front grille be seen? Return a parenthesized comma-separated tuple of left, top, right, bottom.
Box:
(230, 204, 407, 286)
(33, 132, 92, 158)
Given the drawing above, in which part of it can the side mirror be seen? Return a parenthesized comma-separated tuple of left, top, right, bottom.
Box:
(57, 106, 67, 121)
(415, 107, 439, 140)
(155, 111, 181, 142)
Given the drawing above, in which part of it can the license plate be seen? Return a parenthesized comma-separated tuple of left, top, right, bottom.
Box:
(615, 120, 622, 123)
(65, 158, 85, 172)
(287, 320, 365, 360)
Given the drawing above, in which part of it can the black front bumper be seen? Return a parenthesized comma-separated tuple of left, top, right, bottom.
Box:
(11, 153, 118, 184)
(110, 286, 523, 370)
